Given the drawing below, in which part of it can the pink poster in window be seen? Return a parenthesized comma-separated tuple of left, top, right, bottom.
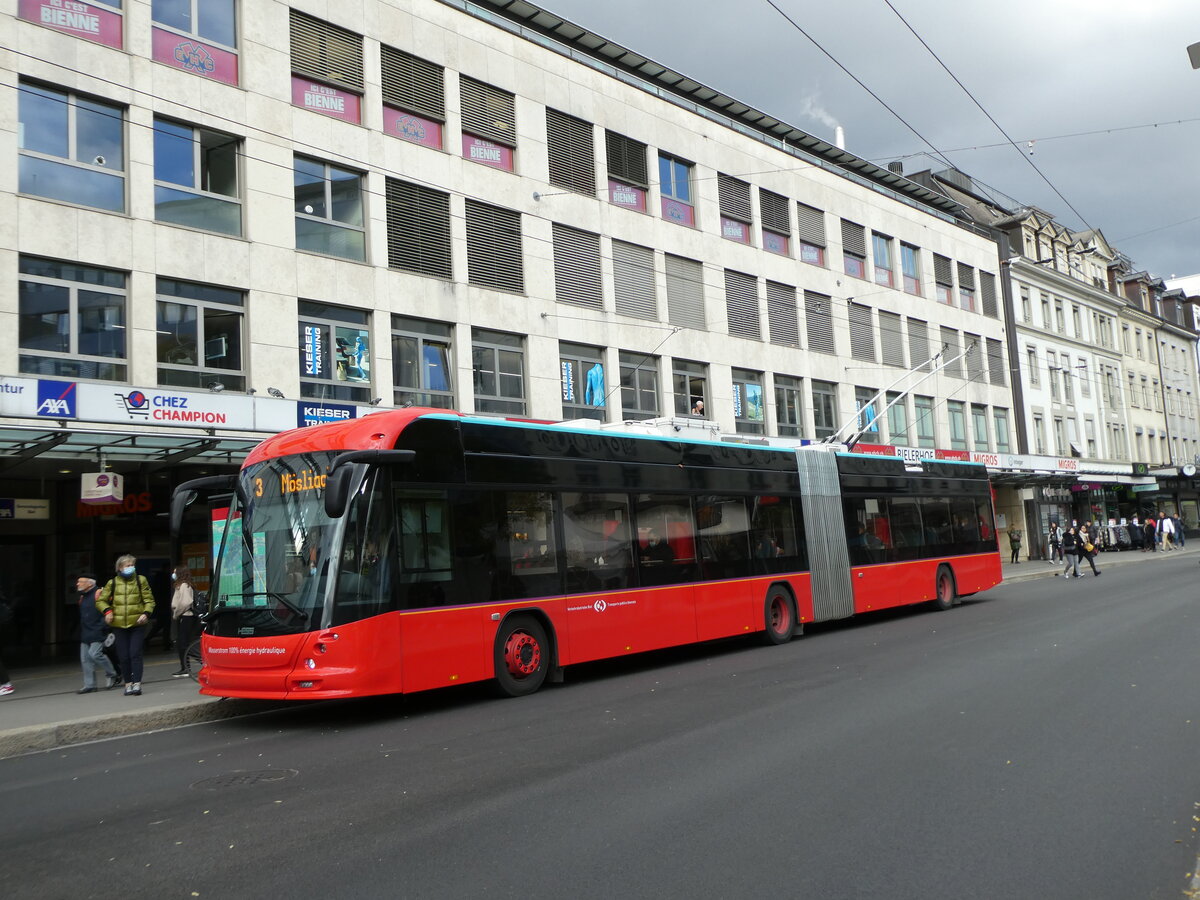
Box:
(608, 180, 647, 213)
(383, 106, 443, 149)
(19, 0, 123, 48)
(661, 197, 695, 227)
(291, 77, 362, 124)
(152, 27, 238, 86)
(720, 217, 750, 244)
(763, 231, 790, 256)
(462, 135, 514, 171)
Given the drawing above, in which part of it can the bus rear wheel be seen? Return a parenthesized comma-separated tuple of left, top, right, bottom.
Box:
(494, 615, 550, 697)
(933, 566, 957, 611)
(760, 588, 796, 645)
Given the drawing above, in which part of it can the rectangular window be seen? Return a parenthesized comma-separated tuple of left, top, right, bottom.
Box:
(465, 200, 523, 293)
(841, 219, 866, 278)
(1053, 417, 1066, 456)
(289, 11, 362, 122)
(665, 254, 705, 330)
(986, 338, 1006, 387)
(855, 386, 880, 443)
(620, 350, 660, 420)
(18, 82, 125, 212)
(19, 256, 127, 381)
(805, 291, 835, 354)
(732, 369, 765, 435)
(957, 263, 976, 311)
(156, 278, 244, 390)
(760, 189, 790, 255)
(774, 374, 803, 437)
(812, 380, 838, 440)
(153, 117, 241, 235)
(849, 302, 875, 362)
(964, 334, 984, 382)
(153, 0, 238, 84)
(1047, 351, 1060, 400)
(461, 76, 516, 170)
(612, 241, 657, 320)
(767, 281, 799, 347)
(1027, 346, 1039, 385)
(1071, 304, 1081, 336)
(1021, 286, 1032, 323)
(553, 224, 602, 309)
(941, 327, 962, 377)
(994, 408, 1011, 453)
(872, 233, 894, 287)
(796, 203, 826, 265)
(934, 254, 953, 304)
(298, 300, 371, 403)
(294, 155, 365, 261)
(725, 270, 760, 339)
(547, 108, 595, 196)
(880, 311, 905, 367)
(605, 130, 648, 211)
(948, 401, 967, 451)
(560, 341, 607, 421)
(718, 174, 752, 244)
(472, 328, 525, 415)
(392, 315, 453, 409)
(385, 178, 452, 279)
(979, 271, 998, 318)
(971, 404, 989, 451)
(659, 153, 695, 226)
(1062, 361, 1074, 404)
(886, 392, 909, 445)
(381, 45, 445, 148)
(1033, 414, 1046, 455)
(673, 359, 709, 417)
(908, 318, 930, 370)
(914, 395, 935, 448)
(900, 243, 921, 295)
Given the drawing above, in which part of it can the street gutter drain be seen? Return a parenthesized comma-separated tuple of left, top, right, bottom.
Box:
(191, 769, 299, 790)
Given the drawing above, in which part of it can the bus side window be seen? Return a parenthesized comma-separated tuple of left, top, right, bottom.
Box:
(332, 472, 398, 625)
(562, 492, 634, 594)
(751, 494, 802, 573)
(634, 494, 695, 586)
(696, 496, 751, 580)
(498, 491, 561, 601)
(888, 496, 923, 562)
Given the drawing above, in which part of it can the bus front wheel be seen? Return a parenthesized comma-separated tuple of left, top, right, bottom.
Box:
(933, 566, 957, 611)
(760, 588, 796, 645)
(494, 615, 550, 697)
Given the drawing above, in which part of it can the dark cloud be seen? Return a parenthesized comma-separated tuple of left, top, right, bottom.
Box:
(541, 0, 1200, 276)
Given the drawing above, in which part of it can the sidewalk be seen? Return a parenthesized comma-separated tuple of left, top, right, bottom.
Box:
(2, 544, 1196, 759)
(0, 647, 277, 760)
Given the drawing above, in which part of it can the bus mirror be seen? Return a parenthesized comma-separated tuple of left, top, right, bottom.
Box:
(324, 449, 416, 519)
(170, 474, 238, 540)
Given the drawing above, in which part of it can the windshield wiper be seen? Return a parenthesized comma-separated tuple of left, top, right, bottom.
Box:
(203, 592, 312, 623)
(239, 591, 312, 621)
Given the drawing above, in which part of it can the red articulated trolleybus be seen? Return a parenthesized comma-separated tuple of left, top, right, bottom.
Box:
(171, 409, 1002, 700)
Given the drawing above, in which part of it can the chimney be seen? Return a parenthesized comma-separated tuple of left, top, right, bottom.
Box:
(834, 126, 845, 150)
(887, 161, 903, 175)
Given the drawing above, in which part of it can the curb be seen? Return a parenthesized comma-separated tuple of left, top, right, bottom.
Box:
(0, 698, 284, 760)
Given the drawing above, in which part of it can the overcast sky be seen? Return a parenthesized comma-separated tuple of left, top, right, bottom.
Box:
(538, 0, 1200, 278)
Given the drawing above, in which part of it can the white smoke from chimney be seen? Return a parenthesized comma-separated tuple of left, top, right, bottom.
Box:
(834, 126, 845, 150)
(797, 94, 841, 147)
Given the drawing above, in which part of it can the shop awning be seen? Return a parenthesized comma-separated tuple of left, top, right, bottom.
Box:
(0, 426, 261, 472)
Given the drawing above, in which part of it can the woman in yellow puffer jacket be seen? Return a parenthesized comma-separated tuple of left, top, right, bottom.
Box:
(96, 554, 156, 696)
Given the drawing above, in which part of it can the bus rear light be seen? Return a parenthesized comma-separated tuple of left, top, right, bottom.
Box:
(304, 658, 316, 669)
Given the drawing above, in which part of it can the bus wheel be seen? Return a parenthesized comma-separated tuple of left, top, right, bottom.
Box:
(933, 566, 957, 611)
(494, 615, 549, 697)
(760, 588, 795, 645)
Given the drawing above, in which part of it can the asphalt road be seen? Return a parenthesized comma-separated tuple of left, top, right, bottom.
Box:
(6, 554, 1200, 899)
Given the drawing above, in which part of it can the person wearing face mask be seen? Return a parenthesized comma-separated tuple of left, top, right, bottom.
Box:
(96, 554, 156, 696)
(169, 565, 196, 678)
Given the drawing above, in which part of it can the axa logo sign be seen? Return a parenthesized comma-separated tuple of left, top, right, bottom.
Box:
(36, 380, 77, 418)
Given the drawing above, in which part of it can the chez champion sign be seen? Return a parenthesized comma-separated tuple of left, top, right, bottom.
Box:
(0, 377, 365, 434)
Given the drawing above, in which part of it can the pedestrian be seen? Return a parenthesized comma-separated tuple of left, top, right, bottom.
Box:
(1007, 525, 1022, 564)
(1159, 512, 1176, 551)
(1172, 513, 1185, 549)
(1079, 522, 1101, 576)
(1047, 521, 1063, 563)
(97, 554, 156, 696)
(170, 565, 197, 678)
(1061, 525, 1082, 578)
(75, 573, 119, 694)
(0, 590, 12, 696)
(1144, 516, 1158, 552)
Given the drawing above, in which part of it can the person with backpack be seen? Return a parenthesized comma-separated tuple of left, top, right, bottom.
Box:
(1047, 521, 1063, 564)
(1007, 526, 1022, 564)
(1080, 521, 1101, 576)
(170, 565, 197, 678)
(1061, 525, 1082, 579)
(96, 554, 156, 696)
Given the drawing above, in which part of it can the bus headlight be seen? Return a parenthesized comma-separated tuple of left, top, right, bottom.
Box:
(304, 658, 316, 669)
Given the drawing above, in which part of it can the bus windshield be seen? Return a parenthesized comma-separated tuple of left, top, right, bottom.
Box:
(208, 452, 340, 638)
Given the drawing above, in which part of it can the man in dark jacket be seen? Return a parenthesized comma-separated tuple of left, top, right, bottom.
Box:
(77, 573, 119, 693)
